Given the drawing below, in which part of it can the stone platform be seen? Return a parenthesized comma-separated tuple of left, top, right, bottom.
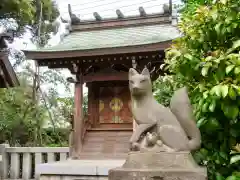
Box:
(36, 159, 125, 180)
(109, 152, 207, 180)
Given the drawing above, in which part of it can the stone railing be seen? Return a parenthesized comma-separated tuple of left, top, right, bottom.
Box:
(0, 144, 69, 180)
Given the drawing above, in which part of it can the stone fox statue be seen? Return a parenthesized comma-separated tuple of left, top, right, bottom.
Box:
(129, 68, 201, 152)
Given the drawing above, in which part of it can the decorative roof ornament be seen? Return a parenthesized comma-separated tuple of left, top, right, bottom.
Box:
(68, 4, 80, 25)
(93, 12, 102, 21)
(116, 9, 125, 19)
(139, 7, 147, 17)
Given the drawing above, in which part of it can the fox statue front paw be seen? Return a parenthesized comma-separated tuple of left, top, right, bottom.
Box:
(130, 142, 140, 151)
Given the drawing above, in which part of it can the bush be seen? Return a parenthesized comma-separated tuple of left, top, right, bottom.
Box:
(164, 0, 240, 179)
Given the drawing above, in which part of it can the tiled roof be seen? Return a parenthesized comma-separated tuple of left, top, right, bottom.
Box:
(29, 24, 180, 52)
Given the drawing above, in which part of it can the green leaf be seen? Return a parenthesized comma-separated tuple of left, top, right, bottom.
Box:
(234, 67, 240, 74)
(229, 87, 236, 100)
(226, 65, 235, 74)
(220, 0, 227, 4)
(230, 128, 238, 137)
(211, 85, 222, 97)
(203, 91, 208, 99)
(207, 118, 220, 130)
(197, 118, 207, 128)
(198, 98, 204, 106)
(221, 85, 228, 98)
(201, 66, 209, 77)
(232, 84, 240, 95)
(226, 175, 238, 180)
(202, 102, 209, 112)
(184, 54, 193, 60)
(209, 100, 216, 112)
(215, 23, 222, 35)
(222, 104, 239, 119)
(215, 85, 221, 97)
(216, 173, 225, 180)
(230, 155, 240, 164)
(232, 39, 240, 49)
(200, 148, 208, 157)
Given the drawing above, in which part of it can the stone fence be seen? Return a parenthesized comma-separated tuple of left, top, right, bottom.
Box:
(0, 144, 69, 180)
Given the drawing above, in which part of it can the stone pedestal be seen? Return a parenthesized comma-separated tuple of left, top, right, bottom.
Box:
(109, 152, 207, 180)
(36, 159, 124, 180)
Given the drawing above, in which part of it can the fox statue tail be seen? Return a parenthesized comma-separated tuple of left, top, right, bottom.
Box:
(170, 87, 201, 151)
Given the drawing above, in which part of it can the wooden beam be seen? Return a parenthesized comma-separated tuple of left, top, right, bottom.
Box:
(0, 51, 19, 87)
(116, 9, 124, 19)
(0, 68, 9, 88)
(83, 72, 128, 83)
(93, 12, 102, 21)
(139, 7, 147, 17)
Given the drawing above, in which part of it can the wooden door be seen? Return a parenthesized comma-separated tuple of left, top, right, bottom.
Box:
(98, 85, 132, 128)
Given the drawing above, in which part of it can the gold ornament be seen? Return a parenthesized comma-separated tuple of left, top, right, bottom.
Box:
(109, 97, 123, 112)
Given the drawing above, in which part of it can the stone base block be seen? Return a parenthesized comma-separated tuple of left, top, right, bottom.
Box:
(109, 168, 207, 180)
(40, 175, 108, 180)
(36, 159, 124, 180)
(109, 152, 207, 180)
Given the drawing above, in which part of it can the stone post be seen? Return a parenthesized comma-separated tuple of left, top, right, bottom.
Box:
(0, 144, 9, 179)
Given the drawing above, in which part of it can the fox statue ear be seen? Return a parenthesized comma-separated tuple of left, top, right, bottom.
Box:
(129, 68, 138, 77)
(141, 68, 150, 77)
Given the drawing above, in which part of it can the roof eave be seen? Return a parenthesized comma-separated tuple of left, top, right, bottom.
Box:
(23, 41, 172, 61)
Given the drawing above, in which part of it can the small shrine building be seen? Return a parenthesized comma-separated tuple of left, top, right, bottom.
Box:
(23, 3, 180, 159)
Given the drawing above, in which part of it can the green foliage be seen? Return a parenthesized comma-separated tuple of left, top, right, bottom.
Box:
(153, 75, 182, 106)
(0, 77, 46, 145)
(164, 0, 240, 179)
(0, 0, 59, 27)
(0, 66, 74, 146)
(180, 0, 212, 15)
(0, 0, 59, 46)
(0, 0, 35, 26)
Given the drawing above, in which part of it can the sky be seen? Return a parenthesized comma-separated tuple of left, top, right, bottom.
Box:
(11, 0, 181, 97)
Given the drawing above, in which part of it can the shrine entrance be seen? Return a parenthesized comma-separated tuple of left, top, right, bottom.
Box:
(88, 81, 132, 129)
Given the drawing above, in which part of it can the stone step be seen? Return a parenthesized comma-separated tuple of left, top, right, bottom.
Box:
(81, 130, 132, 157)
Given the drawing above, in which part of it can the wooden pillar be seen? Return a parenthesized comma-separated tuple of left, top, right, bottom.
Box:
(71, 74, 83, 159)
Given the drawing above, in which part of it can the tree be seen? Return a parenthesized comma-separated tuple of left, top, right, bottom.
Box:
(0, 75, 47, 145)
(0, 0, 59, 29)
(164, 0, 240, 179)
(0, 0, 59, 46)
(0, 0, 73, 147)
